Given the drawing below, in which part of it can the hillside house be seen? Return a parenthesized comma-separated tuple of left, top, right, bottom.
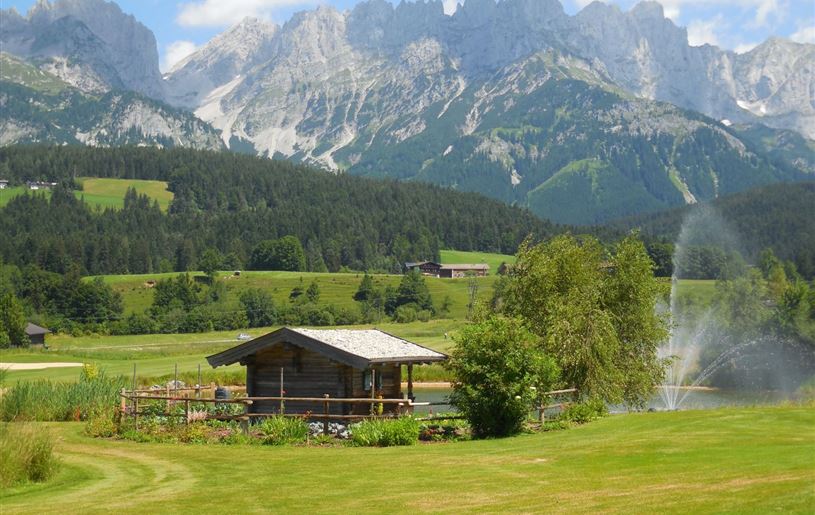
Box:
(206, 327, 447, 415)
(27, 181, 58, 190)
(439, 264, 489, 278)
(0, 180, 8, 189)
(404, 261, 442, 276)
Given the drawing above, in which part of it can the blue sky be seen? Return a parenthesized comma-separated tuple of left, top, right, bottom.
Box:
(4, 0, 814, 71)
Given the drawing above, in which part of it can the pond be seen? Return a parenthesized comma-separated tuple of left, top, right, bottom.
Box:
(412, 385, 800, 415)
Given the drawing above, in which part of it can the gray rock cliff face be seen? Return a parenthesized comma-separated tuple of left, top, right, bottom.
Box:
(1, 0, 165, 99)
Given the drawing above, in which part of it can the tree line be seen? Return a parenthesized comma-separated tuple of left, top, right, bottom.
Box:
(0, 146, 560, 277)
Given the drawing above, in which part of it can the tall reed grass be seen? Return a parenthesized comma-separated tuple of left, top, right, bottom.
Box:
(0, 423, 59, 487)
(0, 367, 125, 421)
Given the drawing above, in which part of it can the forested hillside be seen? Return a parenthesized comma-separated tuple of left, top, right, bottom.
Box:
(613, 182, 815, 278)
(0, 146, 558, 275)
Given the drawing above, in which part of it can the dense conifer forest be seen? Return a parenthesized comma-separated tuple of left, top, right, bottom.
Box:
(612, 182, 815, 278)
(0, 146, 559, 275)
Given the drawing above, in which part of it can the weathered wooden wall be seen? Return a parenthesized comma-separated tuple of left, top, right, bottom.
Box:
(247, 342, 403, 415)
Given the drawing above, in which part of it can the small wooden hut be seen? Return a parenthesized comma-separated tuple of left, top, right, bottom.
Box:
(206, 328, 447, 415)
(25, 323, 51, 346)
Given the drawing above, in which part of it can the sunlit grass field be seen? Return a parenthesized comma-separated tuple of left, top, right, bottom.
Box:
(95, 270, 499, 318)
(439, 249, 516, 272)
(76, 177, 174, 212)
(2, 406, 812, 513)
(0, 178, 173, 211)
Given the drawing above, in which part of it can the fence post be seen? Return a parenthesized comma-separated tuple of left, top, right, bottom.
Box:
(241, 401, 250, 435)
(323, 394, 330, 435)
(120, 388, 126, 415)
(185, 399, 190, 425)
(134, 395, 139, 431)
(279, 367, 285, 415)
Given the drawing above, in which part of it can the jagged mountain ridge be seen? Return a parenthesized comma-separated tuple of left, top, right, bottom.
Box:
(0, 53, 224, 150)
(0, 0, 813, 224)
(1, 0, 165, 99)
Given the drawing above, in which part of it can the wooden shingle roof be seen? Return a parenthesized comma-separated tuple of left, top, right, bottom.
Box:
(206, 327, 447, 369)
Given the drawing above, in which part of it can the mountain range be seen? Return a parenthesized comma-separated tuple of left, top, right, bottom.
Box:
(1, 0, 813, 224)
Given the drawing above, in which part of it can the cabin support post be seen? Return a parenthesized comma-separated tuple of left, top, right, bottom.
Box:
(407, 364, 414, 402)
(323, 394, 330, 435)
(370, 369, 376, 415)
(279, 367, 285, 414)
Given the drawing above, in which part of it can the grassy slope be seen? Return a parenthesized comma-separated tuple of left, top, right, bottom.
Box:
(98, 271, 498, 317)
(0, 320, 462, 384)
(76, 177, 174, 212)
(0, 178, 173, 211)
(2, 276, 716, 384)
(439, 249, 515, 272)
(2, 406, 813, 513)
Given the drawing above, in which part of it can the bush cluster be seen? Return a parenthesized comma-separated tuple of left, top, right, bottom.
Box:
(256, 416, 310, 446)
(350, 417, 419, 447)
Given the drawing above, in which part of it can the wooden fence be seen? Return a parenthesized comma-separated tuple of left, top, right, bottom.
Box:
(119, 386, 577, 435)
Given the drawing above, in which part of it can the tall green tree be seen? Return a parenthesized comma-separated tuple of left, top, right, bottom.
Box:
(505, 234, 668, 406)
(393, 270, 434, 314)
(0, 293, 29, 348)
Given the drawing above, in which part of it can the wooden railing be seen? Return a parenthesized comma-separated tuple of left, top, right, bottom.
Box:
(120, 389, 419, 435)
(120, 386, 577, 434)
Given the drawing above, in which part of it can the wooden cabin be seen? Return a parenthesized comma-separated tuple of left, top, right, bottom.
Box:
(206, 328, 447, 415)
(25, 323, 50, 346)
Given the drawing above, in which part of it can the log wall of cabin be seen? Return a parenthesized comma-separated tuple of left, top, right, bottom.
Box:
(246, 341, 404, 415)
(250, 343, 347, 414)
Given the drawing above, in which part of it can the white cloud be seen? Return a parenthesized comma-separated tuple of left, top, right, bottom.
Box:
(733, 41, 759, 53)
(443, 0, 463, 16)
(789, 23, 815, 44)
(176, 0, 310, 28)
(162, 40, 198, 72)
(687, 16, 724, 47)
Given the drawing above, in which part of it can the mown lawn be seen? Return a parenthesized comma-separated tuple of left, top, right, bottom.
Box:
(1, 406, 813, 513)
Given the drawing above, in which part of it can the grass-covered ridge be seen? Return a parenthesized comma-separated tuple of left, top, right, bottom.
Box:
(1, 406, 812, 512)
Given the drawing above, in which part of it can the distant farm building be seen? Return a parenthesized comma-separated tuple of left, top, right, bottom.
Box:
(25, 323, 51, 346)
(404, 261, 489, 277)
(0, 180, 8, 189)
(206, 327, 447, 415)
(405, 261, 442, 276)
(440, 264, 489, 278)
(27, 181, 58, 190)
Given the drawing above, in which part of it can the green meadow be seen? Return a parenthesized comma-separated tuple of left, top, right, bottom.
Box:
(96, 270, 499, 318)
(1, 406, 812, 513)
(75, 177, 174, 212)
(0, 178, 173, 211)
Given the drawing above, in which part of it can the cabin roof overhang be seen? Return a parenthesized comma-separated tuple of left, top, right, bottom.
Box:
(206, 327, 447, 370)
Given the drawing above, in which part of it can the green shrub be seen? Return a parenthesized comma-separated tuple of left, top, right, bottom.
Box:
(0, 423, 60, 487)
(84, 410, 118, 438)
(177, 423, 211, 444)
(419, 417, 470, 442)
(447, 315, 560, 438)
(257, 416, 309, 445)
(560, 398, 607, 424)
(351, 417, 419, 447)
